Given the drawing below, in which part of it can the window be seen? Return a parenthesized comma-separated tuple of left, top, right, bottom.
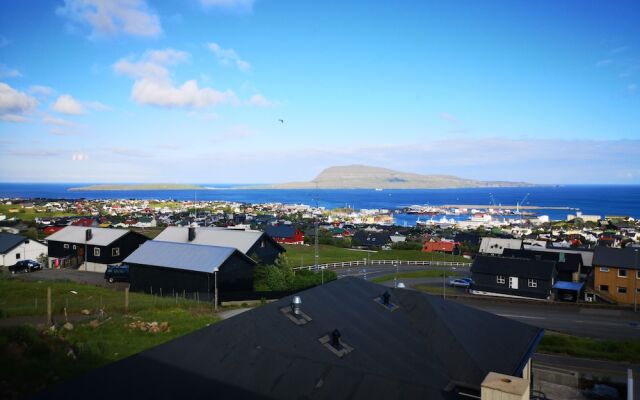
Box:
(261, 240, 265, 248)
(63, 243, 69, 249)
(599, 267, 609, 272)
(112, 247, 120, 257)
(618, 269, 627, 278)
(496, 275, 506, 284)
(617, 287, 627, 294)
(73, 244, 77, 250)
(599, 284, 609, 292)
(528, 279, 538, 288)
(93, 248, 100, 257)
(16, 253, 21, 259)
(637, 270, 640, 279)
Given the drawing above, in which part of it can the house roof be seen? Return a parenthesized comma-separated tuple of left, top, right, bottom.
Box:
(471, 255, 556, 280)
(44, 226, 132, 246)
(155, 226, 281, 254)
(479, 238, 522, 255)
(523, 245, 594, 267)
(502, 249, 582, 273)
(0, 232, 27, 254)
(264, 225, 297, 238)
(423, 241, 456, 252)
(35, 277, 543, 400)
(124, 241, 251, 273)
(593, 246, 640, 270)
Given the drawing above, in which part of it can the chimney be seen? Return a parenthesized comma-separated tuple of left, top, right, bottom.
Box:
(85, 229, 92, 242)
(481, 372, 529, 400)
(330, 329, 342, 349)
(291, 296, 302, 316)
(188, 227, 196, 242)
(381, 291, 390, 306)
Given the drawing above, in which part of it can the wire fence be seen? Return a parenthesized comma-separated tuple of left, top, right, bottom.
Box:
(293, 259, 472, 271)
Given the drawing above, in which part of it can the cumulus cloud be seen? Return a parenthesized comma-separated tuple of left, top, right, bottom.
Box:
(0, 64, 22, 78)
(57, 0, 161, 38)
(248, 93, 277, 107)
(72, 152, 89, 161)
(0, 82, 38, 121)
(207, 42, 251, 71)
(86, 100, 112, 111)
(29, 85, 55, 97)
(114, 49, 240, 109)
(199, 0, 254, 12)
(52, 94, 85, 115)
(43, 115, 75, 126)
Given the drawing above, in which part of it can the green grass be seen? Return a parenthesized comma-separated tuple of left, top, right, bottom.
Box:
(0, 308, 218, 399)
(0, 276, 214, 318)
(283, 244, 468, 266)
(538, 332, 640, 363)
(371, 269, 465, 283)
(0, 204, 79, 222)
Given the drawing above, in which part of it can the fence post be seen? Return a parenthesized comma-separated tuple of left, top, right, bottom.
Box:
(46, 287, 52, 326)
(124, 287, 129, 314)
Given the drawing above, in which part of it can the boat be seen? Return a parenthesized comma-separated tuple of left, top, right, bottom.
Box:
(374, 188, 383, 191)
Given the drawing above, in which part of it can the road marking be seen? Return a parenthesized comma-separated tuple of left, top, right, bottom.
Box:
(497, 313, 546, 320)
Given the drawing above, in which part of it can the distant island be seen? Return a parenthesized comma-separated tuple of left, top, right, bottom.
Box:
(69, 184, 207, 191)
(245, 165, 533, 189)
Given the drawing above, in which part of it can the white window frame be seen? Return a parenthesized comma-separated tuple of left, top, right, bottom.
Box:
(527, 279, 538, 288)
(618, 269, 627, 278)
(112, 247, 120, 257)
(496, 275, 506, 284)
(599, 267, 609, 272)
(73, 244, 77, 250)
(93, 247, 100, 257)
(63, 243, 69, 249)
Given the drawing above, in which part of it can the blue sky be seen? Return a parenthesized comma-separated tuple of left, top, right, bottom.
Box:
(1, 0, 639, 184)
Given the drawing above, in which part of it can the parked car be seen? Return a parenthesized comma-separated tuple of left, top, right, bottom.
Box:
(449, 278, 472, 288)
(104, 265, 129, 283)
(9, 260, 42, 274)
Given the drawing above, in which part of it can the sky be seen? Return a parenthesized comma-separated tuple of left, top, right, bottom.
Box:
(0, 0, 639, 185)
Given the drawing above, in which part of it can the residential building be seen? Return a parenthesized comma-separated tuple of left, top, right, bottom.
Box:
(46, 226, 149, 272)
(471, 255, 557, 300)
(422, 241, 457, 254)
(0, 232, 47, 267)
(35, 278, 543, 400)
(593, 246, 640, 304)
(479, 238, 523, 255)
(125, 240, 257, 296)
(264, 225, 305, 245)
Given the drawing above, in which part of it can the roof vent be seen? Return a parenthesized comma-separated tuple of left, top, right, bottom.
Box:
(374, 290, 399, 311)
(85, 229, 92, 241)
(188, 227, 196, 242)
(319, 329, 353, 358)
(280, 296, 311, 326)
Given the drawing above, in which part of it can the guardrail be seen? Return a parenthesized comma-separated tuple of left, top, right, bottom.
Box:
(293, 260, 471, 271)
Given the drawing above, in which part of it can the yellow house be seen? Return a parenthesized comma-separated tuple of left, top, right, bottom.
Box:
(593, 246, 640, 304)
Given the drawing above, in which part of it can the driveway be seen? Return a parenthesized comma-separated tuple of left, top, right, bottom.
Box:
(10, 268, 129, 290)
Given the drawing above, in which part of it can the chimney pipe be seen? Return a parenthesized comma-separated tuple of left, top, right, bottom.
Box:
(330, 329, 342, 348)
(291, 296, 302, 316)
(85, 229, 92, 242)
(382, 291, 390, 306)
(188, 227, 196, 242)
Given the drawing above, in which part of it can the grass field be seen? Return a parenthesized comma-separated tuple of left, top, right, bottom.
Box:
(538, 332, 640, 363)
(371, 269, 464, 283)
(0, 204, 79, 222)
(283, 244, 468, 266)
(0, 276, 215, 318)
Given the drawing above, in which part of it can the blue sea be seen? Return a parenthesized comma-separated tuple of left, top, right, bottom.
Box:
(1, 183, 639, 224)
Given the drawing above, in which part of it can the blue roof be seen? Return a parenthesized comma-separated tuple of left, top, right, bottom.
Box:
(124, 241, 241, 273)
(552, 281, 585, 291)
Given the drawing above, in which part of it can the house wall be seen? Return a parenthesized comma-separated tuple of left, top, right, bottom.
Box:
(47, 232, 148, 269)
(247, 236, 284, 265)
(471, 272, 553, 300)
(0, 240, 48, 266)
(594, 266, 640, 304)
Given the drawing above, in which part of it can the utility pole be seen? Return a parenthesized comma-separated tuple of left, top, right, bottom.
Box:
(634, 249, 638, 313)
(314, 182, 321, 283)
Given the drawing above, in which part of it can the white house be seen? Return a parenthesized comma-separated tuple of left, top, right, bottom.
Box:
(0, 232, 48, 267)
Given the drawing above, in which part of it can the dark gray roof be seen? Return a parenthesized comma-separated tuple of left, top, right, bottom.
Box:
(502, 249, 582, 273)
(471, 255, 556, 280)
(36, 277, 543, 400)
(124, 241, 251, 273)
(264, 225, 297, 238)
(593, 246, 640, 270)
(0, 232, 27, 254)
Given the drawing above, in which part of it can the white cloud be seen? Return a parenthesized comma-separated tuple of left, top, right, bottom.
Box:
(72, 152, 89, 161)
(596, 59, 613, 67)
(52, 94, 85, 115)
(57, 0, 161, 38)
(628, 83, 638, 94)
(86, 100, 112, 111)
(199, 0, 254, 12)
(29, 85, 55, 97)
(114, 49, 240, 109)
(248, 93, 277, 107)
(0, 82, 38, 120)
(0, 64, 22, 78)
(207, 42, 251, 71)
(43, 116, 75, 126)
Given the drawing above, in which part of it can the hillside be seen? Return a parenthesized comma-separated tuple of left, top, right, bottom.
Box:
(255, 165, 531, 189)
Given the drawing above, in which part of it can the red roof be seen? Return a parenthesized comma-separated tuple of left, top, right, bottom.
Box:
(71, 218, 94, 227)
(422, 241, 456, 253)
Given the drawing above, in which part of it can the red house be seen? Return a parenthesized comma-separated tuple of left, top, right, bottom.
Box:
(264, 225, 305, 245)
(422, 241, 457, 254)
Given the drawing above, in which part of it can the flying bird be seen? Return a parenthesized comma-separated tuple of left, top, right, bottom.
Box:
(278, 119, 284, 124)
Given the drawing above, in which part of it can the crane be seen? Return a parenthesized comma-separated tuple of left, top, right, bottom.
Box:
(516, 193, 530, 214)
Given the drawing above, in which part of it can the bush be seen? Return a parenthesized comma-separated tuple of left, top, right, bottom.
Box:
(254, 254, 337, 291)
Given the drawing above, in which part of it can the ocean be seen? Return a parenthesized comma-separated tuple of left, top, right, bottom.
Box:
(1, 183, 639, 225)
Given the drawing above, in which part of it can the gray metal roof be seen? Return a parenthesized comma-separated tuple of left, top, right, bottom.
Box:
(523, 245, 594, 267)
(124, 240, 238, 273)
(45, 226, 130, 246)
(593, 246, 640, 270)
(479, 238, 523, 255)
(155, 227, 264, 254)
